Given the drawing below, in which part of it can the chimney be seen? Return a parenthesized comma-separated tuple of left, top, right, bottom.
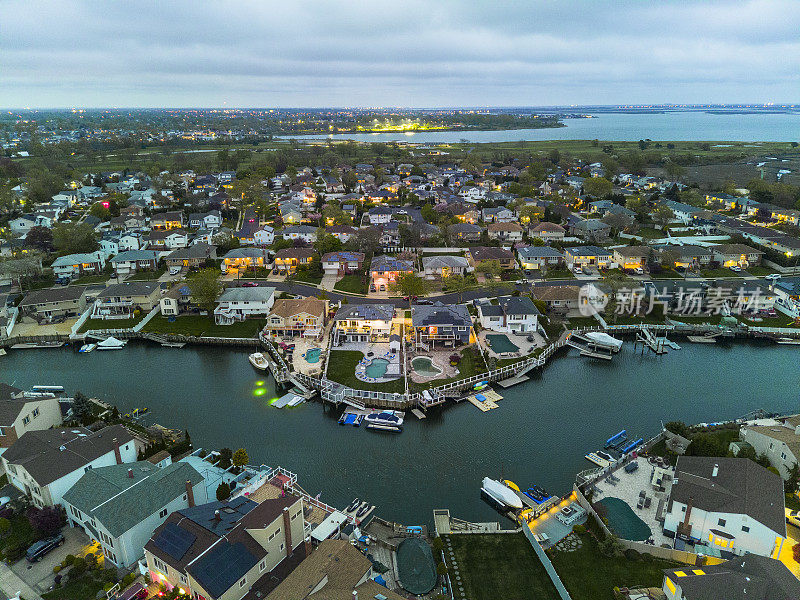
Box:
(683, 496, 693, 528)
(127, 468, 133, 478)
(352, 592, 358, 600)
(214, 510, 221, 521)
(185, 480, 195, 508)
(712, 463, 719, 478)
(283, 507, 293, 556)
(304, 536, 312, 557)
(113, 438, 122, 465)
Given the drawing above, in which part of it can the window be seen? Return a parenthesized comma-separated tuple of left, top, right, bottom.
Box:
(239, 577, 247, 588)
(152, 557, 167, 573)
(0, 427, 5, 436)
(681, 506, 686, 512)
(280, 543, 284, 551)
(268, 531, 277, 541)
(32, 408, 40, 419)
(180, 574, 187, 585)
(159, 508, 168, 518)
(260, 560, 266, 571)
(742, 526, 750, 533)
(718, 519, 726, 527)
(22, 416, 30, 426)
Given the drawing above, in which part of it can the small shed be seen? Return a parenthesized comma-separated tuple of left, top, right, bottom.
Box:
(389, 333, 401, 353)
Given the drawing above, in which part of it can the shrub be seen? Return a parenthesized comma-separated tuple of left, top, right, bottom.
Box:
(432, 537, 444, 552)
(572, 524, 587, 535)
(793, 542, 800, 562)
(70, 557, 87, 578)
(436, 561, 448, 576)
(4, 544, 25, 562)
(53, 565, 61, 574)
(623, 548, 641, 561)
(62, 554, 76, 567)
(54, 574, 62, 586)
(216, 482, 231, 501)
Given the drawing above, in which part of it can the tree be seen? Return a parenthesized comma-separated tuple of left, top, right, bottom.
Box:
(72, 391, 93, 424)
(315, 233, 342, 256)
(232, 448, 249, 468)
(601, 212, 634, 236)
(28, 506, 63, 538)
(583, 177, 613, 198)
(347, 227, 381, 256)
(476, 259, 502, 279)
(389, 273, 431, 307)
(602, 271, 635, 323)
(786, 462, 800, 494)
(420, 203, 437, 224)
(664, 421, 690, 438)
(518, 205, 542, 225)
(52, 222, 98, 254)
(652, 205, 675, 231)
(598, 533, 623, 557)
(443, 274, 471, 303)
(188, 268, 222, 311)
(625, 197, 649, 222)
(216, 482, 231, 501)
(25, 225, 53, 251)
(88, 202, 110, 220)
(217, 447, 233, 469)
(0, 518, 10, 537)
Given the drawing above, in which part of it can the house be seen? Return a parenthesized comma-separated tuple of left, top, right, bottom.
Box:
(325, 225, 357, 243)
(145, 495, 306, 600)
(332, 304, 394, 344)
(8, 215, 37, 235)
(263, 297, 327, 337)
(221, 248, 269, 274)
(266, 539, 405, 600)
(448, 203, 480, 223)
(661, 245, 713, 269)
(2, 424, 138, 508)
(466, 247, 516, 270)
(214, 286, 276, 325)
(740, 415, 800, 480)
(517, 246, 563, 271)
(164, 243, 217, 271)
(421, 255, 469, 278)
(148, 229, 189, 250)
(0, 384, 63, 457)
(613, 245, 652, 270)
(151, 211, 185, 230)
(19, 286, 88, 320)
(710, 244, 764, 268)
(51, 251, 105, 279)
(92, 281, 161, 319)
(369, 255, 415, 292)
(564, 246, 614, 270)
(367, 206, 393, 225)
(412, 302, 473, 349)
(321, 251, 365, 276)
(663, 457, 786, 559)
(236, 219, 261, 246)
(253, 225, 275, 246)
(569, 218, 611, 241)
(529, 222, 566, 242)
(63, 461, 206, 568)
(533, 285, 582, 312)
(704, 192, 740, 209)
(476, 296, 539, 334)
(481, 207, 515, 223)
(274, 248, 317, 274)
(279, 205, 302, 225)
(282, 225, 318, 244)
(448, 223, 483, 242)
(188, 210, 222, 229)
(110, 250, 160, 276)
(160, 284, 193, 317)
(662, 552, 800, 600)
(665, 200, 703, 225)
(487, 222, 524, 242)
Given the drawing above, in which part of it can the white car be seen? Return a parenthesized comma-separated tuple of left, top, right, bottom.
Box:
(730, 265, 742, 272)
(765, 273, 782, 282)
(786, 508, 800, 529)
(573, 266, 583, 275)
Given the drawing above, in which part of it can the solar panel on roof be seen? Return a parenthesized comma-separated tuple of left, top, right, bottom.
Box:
(153, 523, 196, 561)
(190, 542, 257, 598)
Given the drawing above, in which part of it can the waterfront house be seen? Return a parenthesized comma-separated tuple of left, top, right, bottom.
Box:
(221, 247, 269, 274)
(19, 286, 88, 320)
(613, 245, 651, 270)
(321, 251, 365, 276)
(2, 424, 137, 508)
(476, 296, 539, 334)
(421, 255, 470, 278)
(281, 225, 318, 244)
(412, 302, 472, 349)
(264, 297, 327, 337)
(332, 304, 393, 344)
(214, 286, 276, 325)
(165, 242, 217, 271)
(529, 222, 566, 242)
(0, 384, 63, 456)
(63, 461, 206, 568)
(266, 539, 405, 600)
(533, 285, 582, 313)
(274, 247, 317, 274)
(93, 281, 161, 319)
(564, 245, 613, 270)
(662, 553, 800, 600)
(52, 251, 105, 279)
(448, 223, 483, 242)
(466, 246, 516, 270)
(517, 246, 563, 271)
(710, 243, 764, 268)
(160, 283, 193, 317)
(110, 249, 160, 277)
(145, 495, 305, 600)
(663, 457, 786, 560)
(369, 255, 415, 292)
(740, 415, 800, 480)
(487, 222, 524, 243)
(253, 225, 275, 246)
(151, 211, 185, 230)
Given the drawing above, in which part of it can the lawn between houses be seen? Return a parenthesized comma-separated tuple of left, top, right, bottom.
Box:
(140, 314, 266, 338)
(77, 313, 146, 334)
(325, 350, 406, 393)
(333, 273, 368, 294)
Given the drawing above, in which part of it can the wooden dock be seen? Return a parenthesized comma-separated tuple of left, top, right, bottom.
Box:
(411, 408, 426, 419)
(497, 374, 529, 388)
(465, 389, 503, 412)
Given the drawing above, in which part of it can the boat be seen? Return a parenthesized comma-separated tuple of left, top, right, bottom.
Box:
(481, 477, 523, 510)
(584, 331, 623, 352)
(346, 498, 360, 512)
(79, 343, 97, 353)
(11, 341, 65, 349)
(286, 395, 305, 407)
(356, 503, 373, 519)
(96, 336, 126, 350)
(776, 337, 800, 345)
(248, 352, 269, 370)
(585, 452, 614, 468)
(687, 335, 717, 343)
(474, 381, 489, 391)
(363, 410, 404, 428)
(621, 438, 644, 454)
(365, 422, 402, 433)
(503, 480, 520, 492)
(604, 430, 627, 449)
(30, 385, 65, 393)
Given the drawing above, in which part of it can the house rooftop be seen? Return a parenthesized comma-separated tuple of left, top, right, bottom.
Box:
(412, 302, 471, 327)
(333, 304, 394, 322)
(97, 281, 160, 298)
(269, 297, 326, 319)
(217, 286, 276, 303)
(20, 286, 87, 306)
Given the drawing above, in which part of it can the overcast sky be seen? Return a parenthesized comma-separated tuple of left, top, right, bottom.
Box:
(2, 0, 798, 108)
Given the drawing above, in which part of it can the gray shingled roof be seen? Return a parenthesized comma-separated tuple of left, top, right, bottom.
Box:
(334, 304, 394, 322)
(217, 286, 275, 303)
(97, 281, 160, 298)
(412, 302, 471, 327)
(20, 286, 87, 307)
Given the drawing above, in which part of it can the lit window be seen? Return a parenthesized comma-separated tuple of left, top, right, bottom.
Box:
(692, 569, 704, 575)
(674, 571, 686, 577)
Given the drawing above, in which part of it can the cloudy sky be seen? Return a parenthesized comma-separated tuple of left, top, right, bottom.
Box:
(2, 0, 798, 108)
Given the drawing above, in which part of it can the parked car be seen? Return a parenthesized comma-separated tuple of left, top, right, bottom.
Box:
(168, 266, 182, 275)
(633, 267, 644, 275)
(26, 533, 64, 562)
(573, 266, 582, 274)
(765, 273, 782, 282)
(730, 265, 742, 272)
(786, 508, 800, 529)
(241, 281, 259, 287)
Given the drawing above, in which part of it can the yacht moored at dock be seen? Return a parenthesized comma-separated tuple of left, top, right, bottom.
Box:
(248, 352, 269, 370)
(79, 343, 97, 353)
(96, 336, 126, 350)
(481, 477, 523, 510)
(363, 410, 404, 432)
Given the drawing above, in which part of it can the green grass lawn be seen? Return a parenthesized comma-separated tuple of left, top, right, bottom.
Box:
(333, 274, 368, 294)
(71, 273, 112, 285)
(78, 313, 146, 333)
(638, 227, 666, 240)
(541, 268, 576, 280)
(126, 266, 166, 280)
(649, 269, 683, 279)
(551, 533, 678, 600)
(141, 314, 265, 338)
(446, 533, 560, 600)
(744, 265, 780, 276)
(700, 268, 742, 279)
(288, 270, 323, 285)
(325, 350, 406, 393)
(42, 572, 113, 600)
(736, 313, 799, 327)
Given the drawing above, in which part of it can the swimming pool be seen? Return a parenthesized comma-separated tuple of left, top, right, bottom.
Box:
(365, 358, 389, 378)
(411, 356, 442, 377)
(596, 497, 652, 541)
(486, 334, 520, 354)
(305, 348, 322, 363)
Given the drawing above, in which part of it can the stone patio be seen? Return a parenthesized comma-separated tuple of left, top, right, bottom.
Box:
(477, 329, 546, 360)
(407, 348, 461, 384)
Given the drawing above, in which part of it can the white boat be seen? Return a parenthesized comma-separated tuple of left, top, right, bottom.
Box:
(11, 341, 65, 349)
(79, 343, 97, 353)
(30, 385, 65, 393)
(96, 336, 126, 350)
(776, 337, 800, 345)
(481, 477, 523, 510)
(248, 352, 269, 370)
(584, 331, 623, 351)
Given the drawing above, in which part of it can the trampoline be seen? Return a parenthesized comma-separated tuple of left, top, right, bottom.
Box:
(396, 537, 437, 595)
(486, 334, 520, 354)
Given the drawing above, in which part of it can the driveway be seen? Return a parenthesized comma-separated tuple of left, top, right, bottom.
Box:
(11, 527, 91, 595)
(320, 273, 338, 291)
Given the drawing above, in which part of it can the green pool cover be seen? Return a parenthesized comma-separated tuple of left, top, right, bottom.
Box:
(486, 334, 520, 354)
(396, 537, 438, 594)
(597, 497, 652, 541)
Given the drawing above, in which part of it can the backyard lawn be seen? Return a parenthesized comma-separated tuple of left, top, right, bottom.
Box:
(550, 533, 678, 600)
(446, 533, 560, 600)
(409, 346, 487, 391)
(333, 274, 368, 295)
(745, 265, 780, 276)
(78, 314, 146, 333)
(141, 314, 265, 338)
(325, 350, 406, 393)
(541, 268, 576, 280)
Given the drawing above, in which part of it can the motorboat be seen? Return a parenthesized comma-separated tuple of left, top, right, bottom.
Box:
(481, 477, 523, 510)
(346, 498, 360, 512)
(474, 381, 489, 391)
(248, 352, 269, 370)
(776, 337, 800, 345)
(356, 502, 372, 518)
(363, 410, 404, 430)
(584, 331, 623, 352)
(30, 385, 65, 394)
(79, 343, 97, 353)
(585, 450, 617, 467)
(286, 395, 305, 407)
(11, 341, 65, 349)
(96, 336, 126, 350)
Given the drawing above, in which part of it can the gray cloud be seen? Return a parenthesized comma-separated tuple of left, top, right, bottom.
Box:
(1, 0, 797, 107)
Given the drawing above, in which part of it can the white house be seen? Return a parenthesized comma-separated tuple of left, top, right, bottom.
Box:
(663, 456, 786, 560)
(476, 296, 539, 334)
(0, 384, 63, 461)
(214, 286, 276, 325)
(367, 206, 393, 225)
(254, 225, 275, 246)
(1, 425, 138, 509)
(739, 415, 800, 480)
(62, 461, 207, 568)
(459, 186, 486, 203)
(281, 225, 318, 244)
(51, 251, 105, 279)
(517, 246, 564, 271)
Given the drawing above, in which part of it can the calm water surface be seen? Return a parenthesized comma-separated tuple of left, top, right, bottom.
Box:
(2, 342, 798, 526)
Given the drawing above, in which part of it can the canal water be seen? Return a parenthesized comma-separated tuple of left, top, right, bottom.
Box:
(2, 342, 798, 526)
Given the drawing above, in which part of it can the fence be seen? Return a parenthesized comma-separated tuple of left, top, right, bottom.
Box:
(521, 523, 573, 600)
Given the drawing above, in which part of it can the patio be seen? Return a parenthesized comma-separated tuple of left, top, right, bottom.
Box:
(407, 348, 461, 384)
(477, 329, 546, 360)
(330, 341, 402, 383)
